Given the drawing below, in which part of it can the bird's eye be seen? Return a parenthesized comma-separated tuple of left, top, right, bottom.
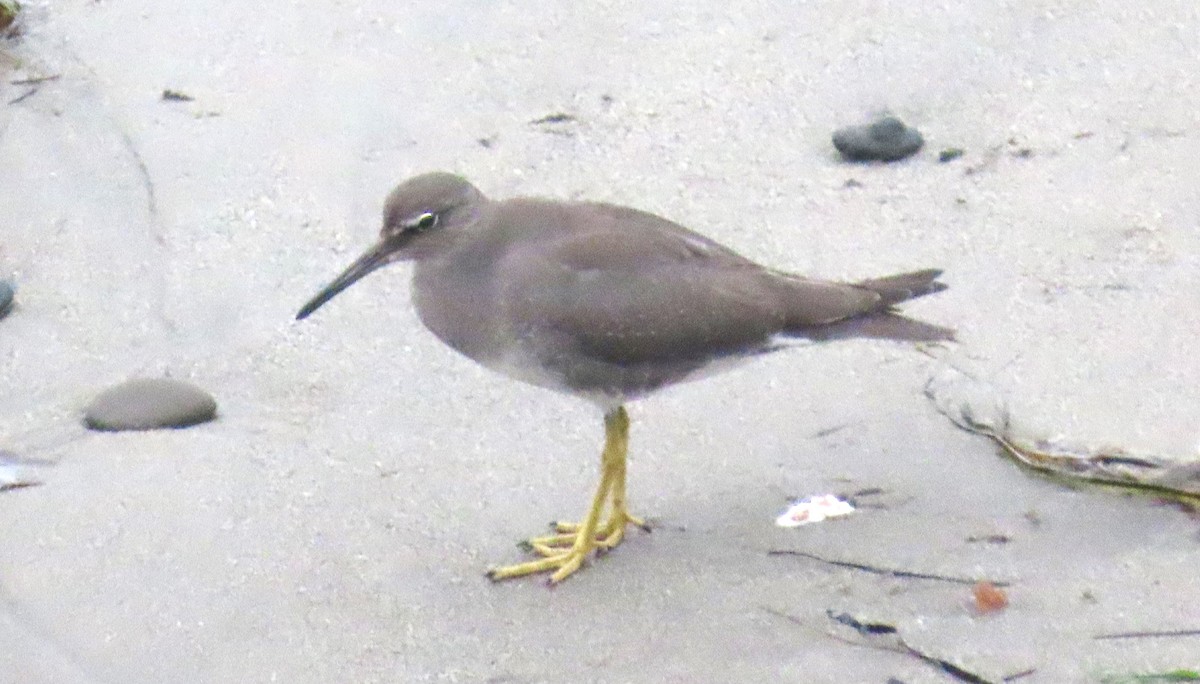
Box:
(414, 212, 438, 231)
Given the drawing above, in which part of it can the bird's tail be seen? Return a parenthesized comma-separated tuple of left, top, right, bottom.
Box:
(854, 268, 948, 306)
(807, 312, 955, 342)
(807, 269, 954, 343)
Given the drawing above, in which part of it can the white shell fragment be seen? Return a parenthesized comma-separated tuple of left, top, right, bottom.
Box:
(775, 494, 855, 527)
(0, 459, 41, 492)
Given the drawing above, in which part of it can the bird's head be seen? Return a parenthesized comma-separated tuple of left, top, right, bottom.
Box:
(296, 172, 484, 320)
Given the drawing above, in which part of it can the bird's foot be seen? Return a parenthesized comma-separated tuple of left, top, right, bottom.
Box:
(485, 511, 648, 584)
(529, 510, 649, 554)
(486, 545, 592, 584)
(486, 406, 641, 584)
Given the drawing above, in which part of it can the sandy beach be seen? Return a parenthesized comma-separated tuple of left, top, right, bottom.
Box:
(3, 2, 1199, 682)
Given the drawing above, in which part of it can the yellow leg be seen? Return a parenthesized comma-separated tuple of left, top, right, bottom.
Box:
(595, 435, 648, 549)
(541, 430, 648, 551)
(486, 406, 646, 583)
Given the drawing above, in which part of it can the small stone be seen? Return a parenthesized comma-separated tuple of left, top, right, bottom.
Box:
(84, 378, 217, 431)
(832, 116, 924, 162)
(161, 89, 195, 102)
(938, 147, 965, 163)
(530, 112, 576, 125)
(0, 280, 13, 319)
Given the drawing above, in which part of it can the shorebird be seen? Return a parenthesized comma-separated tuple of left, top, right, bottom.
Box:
(297, 172, 952, 583)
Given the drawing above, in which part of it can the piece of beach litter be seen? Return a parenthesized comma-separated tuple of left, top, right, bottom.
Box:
(84, 378, 217, 431)
(775, 494, 855, 527)
(0, 464, 39, 491)
(0, 451, 42, 491)
(972, 581, 1009, 614)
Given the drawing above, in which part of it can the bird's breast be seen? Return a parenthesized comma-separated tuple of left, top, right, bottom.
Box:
(411, 260, 506, 364)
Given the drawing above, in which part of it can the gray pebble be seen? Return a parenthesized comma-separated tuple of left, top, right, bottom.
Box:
(0, 280, 13, 319)
(85, 378, 217, 431)
(832, 116, 924, 162)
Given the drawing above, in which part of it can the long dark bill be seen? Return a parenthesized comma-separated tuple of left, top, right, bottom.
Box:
(296, 240, 394, 320)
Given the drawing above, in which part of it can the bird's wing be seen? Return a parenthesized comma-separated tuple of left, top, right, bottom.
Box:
(497, 203, 882, 365)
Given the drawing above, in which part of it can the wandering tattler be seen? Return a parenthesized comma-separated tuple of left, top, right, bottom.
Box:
(296, 172, 952, 584)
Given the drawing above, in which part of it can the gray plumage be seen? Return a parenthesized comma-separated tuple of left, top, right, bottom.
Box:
(298, 172, 952, 407)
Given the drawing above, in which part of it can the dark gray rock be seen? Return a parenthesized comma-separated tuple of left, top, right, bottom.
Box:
(0, 280, 13, 319)
(832, 116, 924, 162)
(84, 378, 217, 431)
